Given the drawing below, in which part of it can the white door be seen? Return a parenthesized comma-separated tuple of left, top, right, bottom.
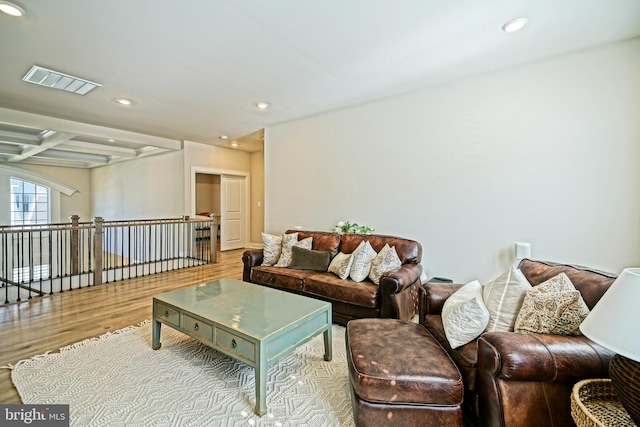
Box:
(220, 175, 245, 250)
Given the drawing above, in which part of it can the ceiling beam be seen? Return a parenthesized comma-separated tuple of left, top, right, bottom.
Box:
(0, 108, 183, 151)
(6, 131, 76, 162)
(0, 130, 41, 146)
(56, 139, 137, 158)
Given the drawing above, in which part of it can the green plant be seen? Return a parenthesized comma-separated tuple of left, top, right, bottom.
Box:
(331, 220, 374, 234)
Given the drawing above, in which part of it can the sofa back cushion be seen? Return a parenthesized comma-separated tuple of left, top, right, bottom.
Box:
(286, 230, 341, 258)
(339, 233, 422, 264)
(517, 259, 616, 309)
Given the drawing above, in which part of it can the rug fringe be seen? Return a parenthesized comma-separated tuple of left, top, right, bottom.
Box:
(10, 351, 53, 369)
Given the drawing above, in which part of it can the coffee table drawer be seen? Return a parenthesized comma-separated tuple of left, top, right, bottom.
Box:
(183, 314, 213, 342)
(216, 329, 255, 362)
(156, 302, 179, 327)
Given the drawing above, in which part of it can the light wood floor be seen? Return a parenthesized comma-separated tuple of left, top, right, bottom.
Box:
(0, 248, 246, 404)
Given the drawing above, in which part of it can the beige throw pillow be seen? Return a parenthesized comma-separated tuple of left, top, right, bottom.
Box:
(514, 273, 590, 335)
(442, 280, 490, 349)
(368, 244, 402, 285)
(261, 232, 282, 266)
(328, 252, 354, 280)
(274, 234, 312, 267)
(483, 266, 532, 332)
(348, 241, 377, 282)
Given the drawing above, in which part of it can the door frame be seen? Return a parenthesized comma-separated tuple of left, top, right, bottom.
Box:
(189, 166, 250, 250)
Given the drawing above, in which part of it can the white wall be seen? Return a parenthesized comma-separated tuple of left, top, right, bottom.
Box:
(91, 151, 184, 219)
(265, 37, 640, 282)
(250, 150, 265, 245)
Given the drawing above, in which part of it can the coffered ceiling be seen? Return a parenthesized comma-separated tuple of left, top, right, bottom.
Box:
(0, 0, 639, 168)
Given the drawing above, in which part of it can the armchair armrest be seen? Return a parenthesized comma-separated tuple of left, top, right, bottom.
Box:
(379, 263, 423, 319)
(242, 249, 264, 282)
(477, 332, 614, 382)
(419, 282, 465, 323)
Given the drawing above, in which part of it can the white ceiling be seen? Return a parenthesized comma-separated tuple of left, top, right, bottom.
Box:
(1, 0, 639, 168)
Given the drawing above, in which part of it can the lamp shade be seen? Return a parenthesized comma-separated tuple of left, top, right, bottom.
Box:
(580, 268, 640, 362)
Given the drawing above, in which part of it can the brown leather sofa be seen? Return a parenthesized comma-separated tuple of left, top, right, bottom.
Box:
(242, 230, 423, 325)
(420, 259, 616, 427)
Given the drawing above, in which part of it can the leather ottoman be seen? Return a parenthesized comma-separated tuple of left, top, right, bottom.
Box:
(346, 318, 463, 427)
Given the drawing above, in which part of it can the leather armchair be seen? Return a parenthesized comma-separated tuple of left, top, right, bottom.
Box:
(421, 259, 616, 427)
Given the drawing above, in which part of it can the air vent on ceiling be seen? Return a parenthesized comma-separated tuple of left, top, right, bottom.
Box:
(22, 65, 102, 95)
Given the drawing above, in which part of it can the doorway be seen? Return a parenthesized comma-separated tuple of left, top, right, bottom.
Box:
(191, 167, 249, 251)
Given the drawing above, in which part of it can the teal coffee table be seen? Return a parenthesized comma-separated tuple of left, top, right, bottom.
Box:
(152, 278, 332, 416)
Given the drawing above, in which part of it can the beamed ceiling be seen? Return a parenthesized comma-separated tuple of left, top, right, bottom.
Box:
(0, 1, 639, 168)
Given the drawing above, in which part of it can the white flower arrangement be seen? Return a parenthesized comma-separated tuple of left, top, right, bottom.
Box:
(332, 220, 374, 234)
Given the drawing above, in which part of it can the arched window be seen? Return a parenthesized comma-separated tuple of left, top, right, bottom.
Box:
(10, 178, 50, 225)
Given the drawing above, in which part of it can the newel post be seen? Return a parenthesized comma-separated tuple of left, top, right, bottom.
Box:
(69, 215, 80, 275)
(209, 213, 217, 264)
(92, 217, 103, 286)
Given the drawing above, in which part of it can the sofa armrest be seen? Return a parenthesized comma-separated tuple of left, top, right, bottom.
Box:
(379, 263, 422, 319)
(242, 249, 264, 282)
(477, 332, 614, 383)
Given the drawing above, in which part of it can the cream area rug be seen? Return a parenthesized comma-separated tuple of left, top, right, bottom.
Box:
(9, 321, 354, 427)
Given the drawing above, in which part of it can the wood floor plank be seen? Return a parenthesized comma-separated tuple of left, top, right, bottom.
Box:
(0, 248, 246, 404)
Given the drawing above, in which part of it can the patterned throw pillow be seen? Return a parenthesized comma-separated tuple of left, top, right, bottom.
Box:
(348, 241, 377, 282)
(274, 235, 312, 267)
(442, 280, 490, 349)
(261, 232, 282, 266)
(368, 244, 402, 285)
(483, 266, 532, 332)
(514, 273, 590, 335)
(328, 252, 354, 280)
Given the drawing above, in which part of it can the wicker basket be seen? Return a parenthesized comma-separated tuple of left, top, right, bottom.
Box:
(571, 379, 637, 427)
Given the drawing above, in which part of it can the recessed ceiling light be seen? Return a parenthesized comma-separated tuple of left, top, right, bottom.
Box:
(115, 98, 133, 105)
(256, 102, 270, 110)
(219, 135, 228, 140)
(230, 142, 239, 147)
(0, 1, 25, 17)
(502, 17, 528, 33)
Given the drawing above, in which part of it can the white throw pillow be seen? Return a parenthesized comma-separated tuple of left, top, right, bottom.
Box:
(483, 266, 532, 332)
(274, 234, 313, 267)
(328, 252, 354, 280)
(348, 241, 377, 282)
(442, 280, 490, 349)
(368, 244, 402, 285)
(261, 232, 282, 266)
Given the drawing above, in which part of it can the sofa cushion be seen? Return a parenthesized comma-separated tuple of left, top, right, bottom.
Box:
(286, 230, 341, 257)
(368, 244, 402, 285)
(517, 259, 616, 309)
(260, 232, 282, 266)
(274, 235, 313, 267)
(514, 273, 590, 335)
(483, 266, 532, 332)
(304, 272, 379, 308)
(349, 240, 377, 282)
(442, 281, 490, 349)
(289, 246, 331, 271)
(327, 252, 354, 280)
(249, 266, 315, 292)
(339, 233, 421, 264)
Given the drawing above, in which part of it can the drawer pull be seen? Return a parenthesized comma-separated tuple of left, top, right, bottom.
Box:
(231, 339, 237, 348)
(164, 310, 169, 317)
(194, 323, 199, 331)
